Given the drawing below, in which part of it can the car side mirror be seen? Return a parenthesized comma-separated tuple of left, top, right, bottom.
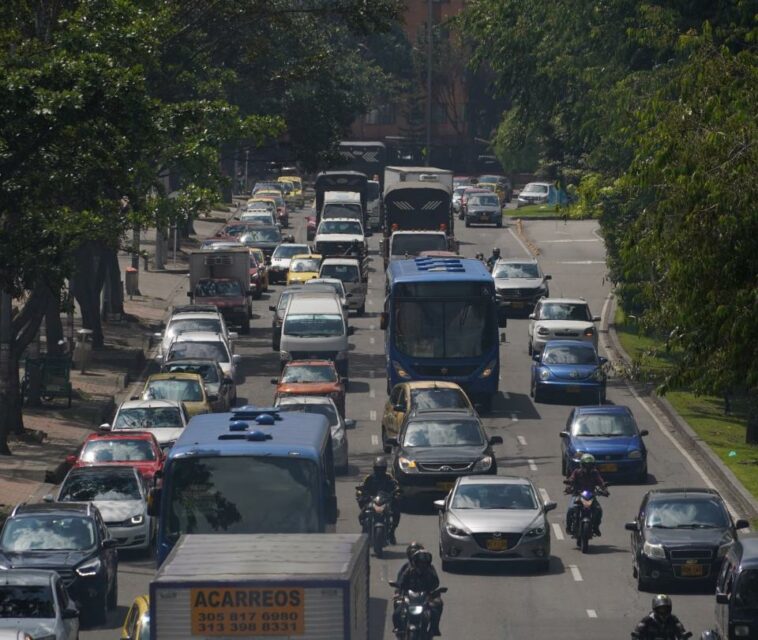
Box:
(592, 315, 601, 322)
(99, 423, 111, 431)
(228, 332, 239, 340)
(345, 419, 356, 429)
(62, 606, 79, 620)
(186, 291, 193, 298)
(716, 592, 730, 604)
(147, 487, 161, 517)
(736, 518, 750, 530)
(624, 521, 639, 532)
(388, 581, 399, 589)
(433, 499, 446, 511)
(65, 454, 76, 465)
(269, 305, 276, 312)
(545, 275, 552, 280)
(380, 312, 388, 330)
(599, 356, 608, 365)
(559, 431, 569, 438)
(528, 313, 536, 320)
(102, 538, 119, 549)
(639, 429, 649, 436)
(154, 354, 163, 363)
(232, 354, 242, 364)
(386, 437, 399, 448)
(207, 394, 219, 402)
(532, 352, 541, 361)
(270, 378, 278, 384)
(43, 494, 54, 503)
(345, 293, 353, 298)
(392, 403, 404, 412)
(130, 395, 140, 401)
(544, 501, 557, 512)
(153, 332, 163, 339)
(489, 435, 504, 446)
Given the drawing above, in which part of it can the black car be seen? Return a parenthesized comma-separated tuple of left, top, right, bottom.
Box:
(238, 225, 291, 263)
(625, 488, 748, 590)
(387, 410, 503, 499)
(704, 533, 758, 640)
(0, 501, 118, 626)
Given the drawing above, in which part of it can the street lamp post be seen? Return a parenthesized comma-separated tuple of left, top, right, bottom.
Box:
(425, 0, 433, 167)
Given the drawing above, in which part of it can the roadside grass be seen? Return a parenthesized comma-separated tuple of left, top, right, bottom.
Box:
(614, 308, 758, 502)
(506, 203, 563, 217)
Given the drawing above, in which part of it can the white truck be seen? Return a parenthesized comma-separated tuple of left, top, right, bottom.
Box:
(188, 248, 252, 333)
(383, 166, 453, 196)
(150, 533, 369, 640)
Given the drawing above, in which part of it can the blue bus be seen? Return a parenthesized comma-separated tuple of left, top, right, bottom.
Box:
(381, 257, 503, 410)
(150, 406, 337, 566)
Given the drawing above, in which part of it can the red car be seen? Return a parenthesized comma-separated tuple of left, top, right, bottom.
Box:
(65, 432, 164, 481)
(271, 360, 346, 416)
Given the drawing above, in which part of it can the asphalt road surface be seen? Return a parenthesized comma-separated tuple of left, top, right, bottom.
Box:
(82, 209, 728, 639)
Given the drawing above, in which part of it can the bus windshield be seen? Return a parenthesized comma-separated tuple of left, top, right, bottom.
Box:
(394, 299, 496, 358)
(166, 456, 320, 540)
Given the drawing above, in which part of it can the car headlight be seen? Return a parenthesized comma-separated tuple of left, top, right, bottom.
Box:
(592, 368, 605, 381)
(473, 456, 493, 472)
(642, 541, 666, 559)
(445, 523, 470, 538)
(130, 514, 145, 526)
(627, 449, 642, 459)
(539, 369, 550, 380)
(524, 525, 546, 538)
(279, 350, 290, 361)
(0, 563, 8, 571)
(392, 360, 410, 379)
(398, 456, 417, 473)
(735, 625, 751, 637)
(718, 539, 734, 558)
(76, 557, 102, 577)
(537, 326, 550, 336)
(479, 359, 497, 379)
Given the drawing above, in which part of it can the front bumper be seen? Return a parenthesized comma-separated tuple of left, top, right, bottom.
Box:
(566, 455, 645, 477)
(466, 210, 502, 224)
(440, 528, 550, 563)
(268, 266, 289, 283)
(396, 468, 495, 496)
(638, 552, 720, 583)
(534, 378, 605, 399)
(106, 520, 151, 549)
(497, 290, 545, 310)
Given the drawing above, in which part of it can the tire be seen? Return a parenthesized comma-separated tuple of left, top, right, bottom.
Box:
(85, 592, 108, 627)
(528, 340, 533, 356)
(240, 318, 250, 335)
(561, 456, 567, 476)
(107, 575, 118, 610)
(382, 427, 392, 454)
(580, 523, 589, 554)
(253, 289, 262, 300)
(478, 395, 493, 414)
(533, 383, 544, 403)
(496, 219, 503, 228)
(636, 566, 650, 592)
(357, 303, 365, 316)
(464, 219, 470, 228)
(638, 466, 648, 484)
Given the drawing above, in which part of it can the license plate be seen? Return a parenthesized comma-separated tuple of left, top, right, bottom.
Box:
(486, 539, 508, 551)
(510, 301, 524, 308)
(565, 386, 581, 393)
(598, 463, 617, 473)
(680, 564, 704, 577)
(436, 482, 454, 491)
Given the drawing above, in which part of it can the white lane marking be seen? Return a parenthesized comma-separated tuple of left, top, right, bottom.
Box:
(367, 298, 374, 307)
(370, 337, 375, 344)
(540, 239, 600, 243)
(592, 227, 604, 241)
(369, 410, 377, 421)
(517, 435, 527, 446)
(370, 324, 375, 331)
(369, 369, 375, 379)
(587, 609, 598, 619)
(551, 523, 565, 541)
(539, 488, 551, 503)
(569, 565, 583, 582)
(371, 435, 379, 446)
(369, 389, 376, 399)
(507, 227, 532, 257)
(558, 260, 606, 264)
(528, 459, 538, 472)
(511, 412, 519, 423)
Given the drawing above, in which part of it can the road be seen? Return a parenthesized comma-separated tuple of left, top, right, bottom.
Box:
(83, 210, 726, 639)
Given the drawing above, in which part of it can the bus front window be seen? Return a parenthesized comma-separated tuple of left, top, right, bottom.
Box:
(166, 457, 321, 539)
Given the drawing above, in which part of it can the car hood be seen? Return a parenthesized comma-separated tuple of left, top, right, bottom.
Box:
(401, 445, 488, 463)
(270, 257, 293, 268)
(495, 278, 545, 290)
(93, 500, 145, 524)
(315, 233, 364, 243)
(449, 508, 542, 533)
(77, 460, 159, 477)
(0, 548, 92, 569)
(570, 435, 640, 453)
(539, 363, 599, 381)
(0, 619, 57, 635)
(143, 427, 184, 445)
(645, 527, 731, 547)
(535, 320, 593, 331)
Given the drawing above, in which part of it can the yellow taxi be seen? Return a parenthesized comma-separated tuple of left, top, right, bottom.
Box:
(246, 197, 277, 215)
(138, 372, 212, 417)
(278, 176, 305, 208)
(381, 381, 476, 452)
(121, 594, 150, 640)
(249, 247, 269, 290)
(286, 254, 323, 285)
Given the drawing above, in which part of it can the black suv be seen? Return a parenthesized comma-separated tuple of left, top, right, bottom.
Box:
(625, 488, 748, 591)
(0, 501, 119, 626)
(703, 533, 758, 639)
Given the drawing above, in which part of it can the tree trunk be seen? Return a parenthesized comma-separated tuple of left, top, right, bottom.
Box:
(45, 290, 64, 355)
(0, 291, 14, 454)
(71, 243, 106, 348)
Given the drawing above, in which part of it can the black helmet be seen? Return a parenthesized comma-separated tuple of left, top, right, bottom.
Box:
(492, 247, 501, 256)
(412, 549, 432, 569)
(652, 594, 672, 619)
(406, 541, 424, 562)
(373, 456, 388, 473)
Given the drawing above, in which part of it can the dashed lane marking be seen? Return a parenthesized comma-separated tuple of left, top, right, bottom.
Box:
(511, 412, 519, 423)
(370, 337, 375, 344)
(369, 389, 376, 399)
(369, 410, 377, 421)
(517, 435, 527, 446)
(569, 565, 583, 582)
(528, 459, 538, 472)
(539, 488, 551, 503)
(587, 610, 597, 619)
(507, 227, 533, 258)
(551, 523, 565, 541)
(371, 435, 379, 446)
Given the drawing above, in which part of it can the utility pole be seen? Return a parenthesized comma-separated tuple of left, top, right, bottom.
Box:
(245, 149, 250, 195)
(0, 290, 13, 453)
(425, 0, 433, 167)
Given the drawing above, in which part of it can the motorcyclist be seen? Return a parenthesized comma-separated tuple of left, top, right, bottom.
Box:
(396, 541, 425, 583)
(564, 453, 608, 536)
(486, 247, 501, 271)
(632, 594, 691, 639)
(356, 457, 400, 544)
(393, 549, 443, 637)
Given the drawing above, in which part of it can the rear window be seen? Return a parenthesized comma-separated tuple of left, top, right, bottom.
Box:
(320, 264, 360, 283)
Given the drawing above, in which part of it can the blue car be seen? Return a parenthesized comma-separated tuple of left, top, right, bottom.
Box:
(530, 339, 607, 403)
(560, 405, 649, 481)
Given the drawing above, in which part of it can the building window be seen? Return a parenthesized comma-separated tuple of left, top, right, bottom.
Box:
(365, 104, 396, 125)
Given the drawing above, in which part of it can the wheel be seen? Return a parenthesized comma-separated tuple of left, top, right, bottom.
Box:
(580, 524, 589, 553)
(107, 575, 117, 610)
(561, 455, 567, 476)
(86, 592, 108, 627)
(382, 427, 392, 454)
(357, 303, 365, 316)
(253, 289, 262, 300)
(373, 530, 384, 557)
(496, 219, 503, 228)
(636, 566, 650, 591)
(240, 318, 250, 335)
(527, 340, 533, 356)
(533, 383, 544, 403)
(464, 219, 470, 227)
(478, 395, 492, 414)
(637, 466, 648, 484)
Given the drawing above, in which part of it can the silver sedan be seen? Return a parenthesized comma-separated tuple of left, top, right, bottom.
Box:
(435, 475, 556, 571)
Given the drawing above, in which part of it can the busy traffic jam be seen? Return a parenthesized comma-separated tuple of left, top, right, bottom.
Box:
(0, 163, 752, 640)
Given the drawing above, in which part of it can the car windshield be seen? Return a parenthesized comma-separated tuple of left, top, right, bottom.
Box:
(144, 379, 204, 402)
(391, 235, 447, 256)
(165, 362, 220, 383)
(645, 497, 730, 529)
(411, 388, 469, 411)
(523, 183, 549, 195)
(166, 456, 320, 538)
(320, 264, 360, 283)
(0, 585, 55, 619)
(735, 570, 758, 610)
(452, 484, 537, 510)
(290, 258, 321, 273)
(468, 195, 499, 207)
(114, 407, 183, 429)
(402, 420, 483, 447)
(80, 439, 156, 462)
(221, 223, 253, 237)
(59, 471, 141, 502)
(493, 263, 541, 279)
(571, 413, 636, 437)
(239, 228, 281, 243)
(281, 364, 337, 383)
(0, 516, 95, 551)
(167, 318, 222, 338)
(283, 314, 344, 337)
(319, 220, 363, 235)
(542, 345, 597, 365)
(539, 303, 591, 321)
(277, 404, 338, 427)
(273, 245, 309, 260)
(194, 280, 242, 297)
(167, 341, 229, 363)
(322, 204, 362, 220)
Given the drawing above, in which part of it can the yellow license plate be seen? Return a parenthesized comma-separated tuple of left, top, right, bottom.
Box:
(680, 564, 704, 577)
(598, 463, 617, 472)
(565, 386, 581, 393)
(510, 302, 524, 308)
(436, 482, 455, 491)
(486, 539, 508, 551)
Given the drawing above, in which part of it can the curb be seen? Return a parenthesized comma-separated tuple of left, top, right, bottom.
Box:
(512, 219, 540, 257)
(604, 295, 758, 520)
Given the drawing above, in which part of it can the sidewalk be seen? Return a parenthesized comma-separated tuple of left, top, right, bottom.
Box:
(0, 206, 237, 514)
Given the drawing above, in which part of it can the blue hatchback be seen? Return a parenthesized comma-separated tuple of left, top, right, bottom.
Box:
(559, 405, 649, 481)
(530, 339, 607, 404)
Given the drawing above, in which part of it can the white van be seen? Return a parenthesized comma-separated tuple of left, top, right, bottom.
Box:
(319, 257, 367, 315)
(280, 294, 352, 377)
(322, 191, 363, 223)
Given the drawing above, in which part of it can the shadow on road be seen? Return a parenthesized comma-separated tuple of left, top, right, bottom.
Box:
(369, 597, 389, 640)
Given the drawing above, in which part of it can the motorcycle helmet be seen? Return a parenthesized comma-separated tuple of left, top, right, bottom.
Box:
(580, 453, 596, 470)
(579, 489, 594, 501)
(406, 541, 424, 562)
(492, 247, 501, 258)
(373, 456, 388, 475)
(652, 594, 672, 620)
(412, 549, 432, 569)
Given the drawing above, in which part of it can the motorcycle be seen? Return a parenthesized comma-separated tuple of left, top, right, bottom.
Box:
(390, 581, 447, 640)
(357, 488, 394, 557)
(566, 486, 609, 553)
